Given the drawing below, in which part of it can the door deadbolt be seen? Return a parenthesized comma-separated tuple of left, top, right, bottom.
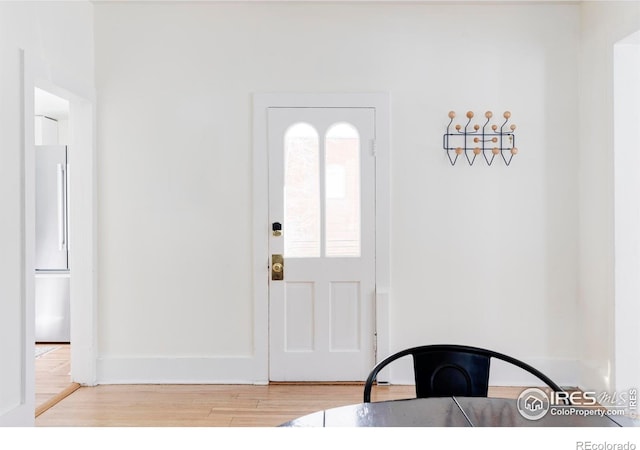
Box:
(272, 222, 282, 237)
(272, 254, 284, 280)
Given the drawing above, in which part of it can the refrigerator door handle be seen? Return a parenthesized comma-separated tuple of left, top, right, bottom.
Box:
(57, 163, 66, 251)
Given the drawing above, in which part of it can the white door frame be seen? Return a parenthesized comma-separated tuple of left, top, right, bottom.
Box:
(613, 31, 640, 396)
(24, 51, 98, 389)
(252, 93, 390, 383)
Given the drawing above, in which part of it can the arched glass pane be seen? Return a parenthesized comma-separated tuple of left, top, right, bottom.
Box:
(284, 123, 320, 258)
(325, 122, 361, 257)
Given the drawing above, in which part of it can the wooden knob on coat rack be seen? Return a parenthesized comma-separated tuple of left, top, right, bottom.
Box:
(448, 111, 456, 119)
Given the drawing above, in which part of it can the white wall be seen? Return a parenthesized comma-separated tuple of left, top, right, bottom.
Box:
(94, 2, 581, 384)
(0, 1, 94, 425)
(579, 1, 640, 395)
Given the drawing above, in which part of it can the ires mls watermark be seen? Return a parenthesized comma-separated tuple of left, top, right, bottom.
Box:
(516, 387, 638, 420)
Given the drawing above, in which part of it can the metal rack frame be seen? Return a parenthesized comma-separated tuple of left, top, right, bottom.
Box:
(443, 110, 518, 166)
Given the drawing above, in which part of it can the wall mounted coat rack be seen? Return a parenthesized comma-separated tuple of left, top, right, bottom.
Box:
(443, 110, 518, 166)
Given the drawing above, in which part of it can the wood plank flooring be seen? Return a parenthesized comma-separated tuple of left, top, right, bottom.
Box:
(34, 343, 562, 427)
(35, 382, 528, 427)
(35, 344, 75, 416)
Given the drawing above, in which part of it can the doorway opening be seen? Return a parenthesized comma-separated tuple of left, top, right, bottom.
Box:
(267, 107, 377, 381)
(252, 93, 390, 384)
(25, 70, 97, 421)
(33, 87, 78, 415)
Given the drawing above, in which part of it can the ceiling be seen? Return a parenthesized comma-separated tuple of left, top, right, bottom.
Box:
(91, 0, 582, 3)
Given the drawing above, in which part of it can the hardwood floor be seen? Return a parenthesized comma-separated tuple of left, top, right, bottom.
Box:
(35, 382, 528, 427)
(33, 344, 561, 427)
(35, 344, 77, 417)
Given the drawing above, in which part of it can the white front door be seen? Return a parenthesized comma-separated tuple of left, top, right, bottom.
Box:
(268, 107, 376, 381)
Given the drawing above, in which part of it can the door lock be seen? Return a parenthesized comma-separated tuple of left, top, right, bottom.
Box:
(271, 254, 284, 280)
(272, 222, 282, 237)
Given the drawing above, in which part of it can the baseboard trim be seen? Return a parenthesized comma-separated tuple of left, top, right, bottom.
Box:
(95, 356, 579, 387)
(96, 356, 263, 384)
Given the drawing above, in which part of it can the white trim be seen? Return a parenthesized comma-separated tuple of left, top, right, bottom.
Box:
(21, 50, 34, 424)
(97, 357, 263, 385)
(252, 93, 390, 382)
(613, 31, 640, 395)
(375, 292, 390, 382)
(0, 49, 36, 427)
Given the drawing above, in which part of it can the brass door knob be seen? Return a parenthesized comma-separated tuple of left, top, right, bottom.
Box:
(271, 254, 284, 280)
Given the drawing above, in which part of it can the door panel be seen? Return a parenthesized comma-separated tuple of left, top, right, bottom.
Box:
(268, 107, 376, 381)
(329, 282, 360, 351)
(284, 282, 315, 352)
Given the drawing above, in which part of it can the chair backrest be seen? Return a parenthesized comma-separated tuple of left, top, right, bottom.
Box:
(363, 344, 566, 403)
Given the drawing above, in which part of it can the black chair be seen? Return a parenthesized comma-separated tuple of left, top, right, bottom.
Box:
(363, 344, 566, 403)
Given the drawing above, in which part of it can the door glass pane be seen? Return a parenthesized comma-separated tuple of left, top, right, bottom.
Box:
(284, 123, 320, 258)
(325, 123, 361, 257)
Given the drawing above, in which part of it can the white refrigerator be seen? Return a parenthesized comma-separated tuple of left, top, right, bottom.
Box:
(35, 144, 70, 343)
